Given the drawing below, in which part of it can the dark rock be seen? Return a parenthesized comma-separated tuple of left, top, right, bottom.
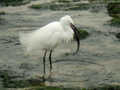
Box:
(0, 0, 30, 6)
(77, 29, 89, 40)
(73, 0, 81, 2)
(14, 42, 21, 45)
(0, 68, 43, 88)
(107, 2, 120, 27)
(115, 32, 120, 40)
(56, 0, 71, 3)
(107, 17, 120, 27)
(22, 85, 120, 90)
(109, 18, 120, 27)
(0, 11, 6, 15)
(19, 63, 35, 70)
(107, 2, 120, 18)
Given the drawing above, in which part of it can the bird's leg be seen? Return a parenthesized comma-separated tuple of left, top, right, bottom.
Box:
(49, 50, 53, 73)
(48, 50, 53, 79)
(43, 50, 47, 80)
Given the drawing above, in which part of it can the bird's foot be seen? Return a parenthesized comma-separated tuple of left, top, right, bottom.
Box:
(35, 74, 46, 81)
(42, 75, 46, 82)
(48, 72, 54, 82)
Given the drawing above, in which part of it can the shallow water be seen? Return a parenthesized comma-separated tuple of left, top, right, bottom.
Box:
(0, 0, 120, 89)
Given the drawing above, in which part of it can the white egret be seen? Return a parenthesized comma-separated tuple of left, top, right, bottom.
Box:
(19, 15, 80, 77)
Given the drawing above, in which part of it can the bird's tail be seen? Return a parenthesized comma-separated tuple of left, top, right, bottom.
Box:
(19, 32, 31, 55)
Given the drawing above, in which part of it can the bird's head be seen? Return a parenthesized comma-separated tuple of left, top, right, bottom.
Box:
(60, 15, 80, 54)
(60, 15, 74, 26)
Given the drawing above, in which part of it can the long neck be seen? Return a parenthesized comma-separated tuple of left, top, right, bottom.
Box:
(60, 20, 73, 33)
(60, 21, 74, 42)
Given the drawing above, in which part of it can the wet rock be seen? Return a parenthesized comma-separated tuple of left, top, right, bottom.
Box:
(0, 11, 6, 24)
(107, 2, 120, 27)
(115, 32, 120, 40)
(0, 0, 30, 6)
(0, 17, 7, 25)
(29, 0, 90, 10)
(109, 18, 120, 27)
(0, 69, 25, 88)
(0, 66, 43, 88)
(19, 63, 36, 70)
(56, 0, 72, 3)
(73, 0, 81, 2)
(77, 29, 89, 40)
(23, 85, 120, 90)
(56, 0, 82, 3)
(0, 11, 6, 15)
(91, 85, 120, 90)
(107, 2, 120, 18)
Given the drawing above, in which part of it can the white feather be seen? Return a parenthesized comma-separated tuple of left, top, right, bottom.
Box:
(19, 15, 74, 56)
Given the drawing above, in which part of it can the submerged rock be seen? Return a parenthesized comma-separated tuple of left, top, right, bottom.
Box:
(0, 11, 6, 15)
(73, 29, 89, 40)
(0, 64, 43, 88)
(78, 29, 89, 40)
(0, 0, 30, 6)
(0, 11, 6, 23)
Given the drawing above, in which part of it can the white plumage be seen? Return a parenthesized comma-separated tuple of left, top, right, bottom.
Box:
(19, 15, 80, 77)
(20, 15, 74, 54)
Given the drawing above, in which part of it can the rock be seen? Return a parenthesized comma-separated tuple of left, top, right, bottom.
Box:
(56, 0, 72, 3)
(0, 0, 30, 6)
(115, 32, 120, 40)
(73, 0, 81, 2)
(109, 17, 120, 27)
(0, 11, 6, 15)
(107, 2, 120, 18)
(23, 85, 120, 90)
(77, 29, 89, 40)
(0, 67, 43, 88)
(0, 11, 5, 23)
(107, 2, 120, 27)
(29, 0, 90, 10)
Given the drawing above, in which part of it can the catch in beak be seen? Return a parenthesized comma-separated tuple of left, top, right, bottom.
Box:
(70, 23, 80, 55)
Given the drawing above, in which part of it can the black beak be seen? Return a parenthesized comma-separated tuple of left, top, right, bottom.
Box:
(70, 23, 80, 55)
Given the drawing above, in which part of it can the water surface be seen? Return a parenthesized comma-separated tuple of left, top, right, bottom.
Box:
(0, 0, 120, 89)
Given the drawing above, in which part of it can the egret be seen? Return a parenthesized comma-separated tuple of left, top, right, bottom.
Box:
(19, 15, 80, 77)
